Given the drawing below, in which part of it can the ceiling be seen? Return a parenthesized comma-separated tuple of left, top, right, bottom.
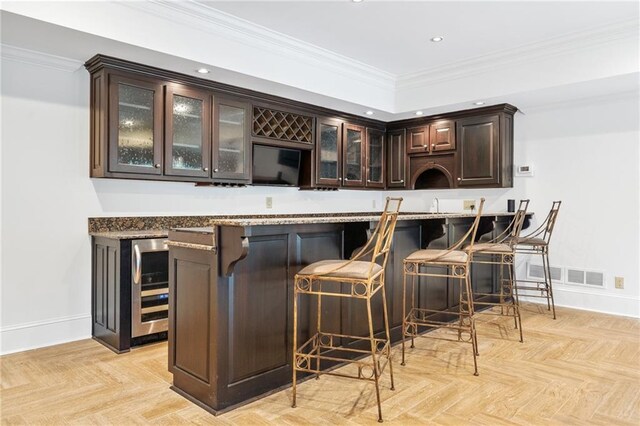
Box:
(0, 1, 638, 119)
(204, 1, 638, 76)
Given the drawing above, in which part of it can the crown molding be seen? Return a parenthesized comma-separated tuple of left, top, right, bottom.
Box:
(0, 43, 83, 72)
(518, 88, 639, 114)
(396, 18, 640, 90)
(118, 0, 395, 91)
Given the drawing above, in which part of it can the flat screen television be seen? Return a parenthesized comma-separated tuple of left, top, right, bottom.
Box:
(252, 145, 301, 186)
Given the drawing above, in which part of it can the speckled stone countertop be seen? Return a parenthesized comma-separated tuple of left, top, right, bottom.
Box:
(89, 212, 519, 239)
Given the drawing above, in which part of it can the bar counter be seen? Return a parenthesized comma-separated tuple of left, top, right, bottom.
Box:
(167, 212, 529, 414)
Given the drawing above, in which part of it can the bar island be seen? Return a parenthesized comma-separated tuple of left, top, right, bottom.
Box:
(166, 212, 530, 414)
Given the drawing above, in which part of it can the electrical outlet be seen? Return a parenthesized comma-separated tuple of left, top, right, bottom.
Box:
(463, 200, 476, 211)
(615, 276, 624, 289)
(373, 200, 376, 209)
(266, 197, 273, 209)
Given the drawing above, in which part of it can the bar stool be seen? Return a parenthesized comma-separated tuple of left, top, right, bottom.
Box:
(291, 197, 403, 423)
(512, 201, 562, 319)
(464, 200, 530, 343)
(401, 198, 485, 376)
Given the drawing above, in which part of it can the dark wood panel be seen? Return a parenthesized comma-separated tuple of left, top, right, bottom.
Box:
(429, 120, 455, 152)
(406, 126, 429, 154)
(229, 233, 289, 383)
(457, 115, 500, 186)
(386, 129, 406, 188)
(106, 246, 117, 332)
(174, 259, 211, 383)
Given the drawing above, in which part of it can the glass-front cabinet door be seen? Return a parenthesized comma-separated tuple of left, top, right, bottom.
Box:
(108, 75, 163, 175)
(316, 117, 342, 187)
(366, 128, 385, 188)
(213, 97, 250, 182)
(164, 85, 211, 178)
(342, 123, 365, 187)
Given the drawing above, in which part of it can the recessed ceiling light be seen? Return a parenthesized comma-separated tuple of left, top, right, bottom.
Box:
(430, 36, 444, 42)
(473, 101, 485, 106)
(365, 110, 374, 116)
(196, 68, 210, 74)
(352, 0, 364, 3)
(415, 111, 424, 116)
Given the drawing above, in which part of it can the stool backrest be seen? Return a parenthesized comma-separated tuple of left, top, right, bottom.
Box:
(353, 197, 403, 277)
(447, 198, 486, 254)
(497, 199, 530, 244)
(541, 201, 562, 243)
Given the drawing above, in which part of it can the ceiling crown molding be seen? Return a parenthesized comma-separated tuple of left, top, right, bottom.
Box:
(396, 18, 640, 90)
(119, 0, 395, 91)
(0, 44, 83, 72)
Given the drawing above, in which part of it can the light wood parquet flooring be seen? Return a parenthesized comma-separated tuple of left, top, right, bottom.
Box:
(1, 304, 639, 425)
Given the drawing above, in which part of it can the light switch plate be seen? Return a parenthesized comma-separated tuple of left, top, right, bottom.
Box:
(615, 276, 624, 289)
(266, 197, 273, 209)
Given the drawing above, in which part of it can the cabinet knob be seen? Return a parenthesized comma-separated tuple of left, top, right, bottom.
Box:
(400, 179, 404, 183)
(344, 178, 349, 181)
(432, 144, 436, 149)
(457, 177, 462, 181)
(214, 168, 219, 173)
(367, 179, 371, 182)
(154, 164, 160, 168)
(422, 144, 427, 148)
(203, 167, 209, 172)
(338, 177, 342, 181)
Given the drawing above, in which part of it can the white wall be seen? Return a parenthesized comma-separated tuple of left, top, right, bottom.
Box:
(1, 52, 638, 355)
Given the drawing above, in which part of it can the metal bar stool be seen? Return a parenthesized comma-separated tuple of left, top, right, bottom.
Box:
(511, 201, 562, 319)
(464, 200, 530, 343)
(292, 197, 403, 423)
(401, 198, 485, 376)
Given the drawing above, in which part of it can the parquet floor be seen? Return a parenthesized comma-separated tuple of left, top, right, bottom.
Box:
(1, 304, 639, 425)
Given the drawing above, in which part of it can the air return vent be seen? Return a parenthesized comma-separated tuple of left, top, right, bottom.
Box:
(566, 268, 605, 287)
(527, 263, 563, 282)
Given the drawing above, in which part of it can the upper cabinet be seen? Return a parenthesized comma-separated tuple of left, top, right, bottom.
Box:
(86, 56, 515, 190)
(386, 129, 406, 189)
(316, 117, 342, 187)
(108, 74, 163, 175)
(365, 128, 385, 188)
(164, 84, 211, 178)
(214, 97, 251, 181)
(342, 124, 366, 187)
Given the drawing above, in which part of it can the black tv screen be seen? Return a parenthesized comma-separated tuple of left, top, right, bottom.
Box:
(252, 145, 301, 186)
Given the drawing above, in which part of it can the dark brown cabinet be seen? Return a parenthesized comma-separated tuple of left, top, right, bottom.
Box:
(456, 114, 512, 187)
(406, 126, 429, 154)
(164, 84, 211, 178)
(213, 97, 251, 182)
(342, 123, 366, 187)
(316, 117, 343, 187)
(387, 129, 406, 188)
(108, 74, 163, 175)
(365, 128, 385, 188)
(429, 120, 455, 152)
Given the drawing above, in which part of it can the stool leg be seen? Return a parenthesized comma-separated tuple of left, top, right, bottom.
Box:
(545, 250, 557, 320)
(410, 271, 416, 349)
(458, 273, 464, 342)
(499, 256, 505, 316)
(316, 286, 322, 380)
(510, 260, 524, 342)
(541, 249, 551, 312)
(465, 272, 479, 375)
(366, 294, 383, 423)
(380, 281, 395, 391)
(401, 267, 407, 366)
(505, 255, 517, 330)
(292, 278, 299, 408)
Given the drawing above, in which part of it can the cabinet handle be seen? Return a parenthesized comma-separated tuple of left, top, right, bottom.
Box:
(154, 164, 160, 168)
(133, 244, 142, 285)
(214, 168, 219, 173)
(203, 167, 209, 172)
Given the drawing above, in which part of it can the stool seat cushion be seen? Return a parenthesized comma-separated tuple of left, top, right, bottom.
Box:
(464, 242, 513, 253)
(298, 260, 382, 280)
(405, 249, 468, 264)
(510, 237, 548, 247)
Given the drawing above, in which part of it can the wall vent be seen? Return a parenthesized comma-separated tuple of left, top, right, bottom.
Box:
(566, 267, 605, 287)
(527, 262, 563, 282)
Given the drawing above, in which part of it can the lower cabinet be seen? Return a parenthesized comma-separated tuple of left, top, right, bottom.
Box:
(92, 237, 131, 353)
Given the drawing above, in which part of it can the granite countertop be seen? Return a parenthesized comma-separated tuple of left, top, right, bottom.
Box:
(89, 211, 522, 239)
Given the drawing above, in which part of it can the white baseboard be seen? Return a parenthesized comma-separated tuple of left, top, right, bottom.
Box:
(520, 286, 640, 318)
(0, 314, 91, 355)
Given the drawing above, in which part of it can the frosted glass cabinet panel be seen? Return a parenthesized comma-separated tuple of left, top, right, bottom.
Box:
(214, 98, 250, 181)
(366, 128, 385, 188)
(109, 75, 163, 174)
(316, 117, 343, 187)
(165, 86, 211, 178)
(342, 124, 365, 187)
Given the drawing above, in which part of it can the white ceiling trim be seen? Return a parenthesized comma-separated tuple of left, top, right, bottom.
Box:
(0, 43, 83, 73)
(120, 0, 396, 91)
(396, 18, 639, 89)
